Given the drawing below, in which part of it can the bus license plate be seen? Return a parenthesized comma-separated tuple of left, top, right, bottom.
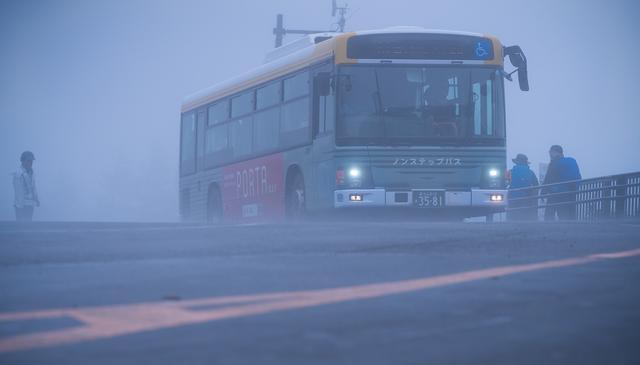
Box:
(413, 191, 445, 208)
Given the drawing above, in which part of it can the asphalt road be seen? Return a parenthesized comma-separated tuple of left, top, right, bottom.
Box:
(1, 219, 639, 364)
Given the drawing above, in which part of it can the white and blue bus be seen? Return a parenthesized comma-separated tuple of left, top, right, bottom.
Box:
(179, 27, 529, 222)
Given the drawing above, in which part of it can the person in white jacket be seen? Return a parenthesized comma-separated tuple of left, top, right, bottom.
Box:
(13, 151, 39, 221)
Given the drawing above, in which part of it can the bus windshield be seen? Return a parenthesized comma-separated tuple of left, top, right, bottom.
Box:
(336, 65, 505, 146)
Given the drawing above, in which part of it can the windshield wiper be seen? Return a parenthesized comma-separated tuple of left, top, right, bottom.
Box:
(372, 69, 390, 145)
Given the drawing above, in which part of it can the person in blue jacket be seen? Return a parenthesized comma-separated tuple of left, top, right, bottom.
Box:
(542, 145, 582, 220)
(507, 153, 539, 221)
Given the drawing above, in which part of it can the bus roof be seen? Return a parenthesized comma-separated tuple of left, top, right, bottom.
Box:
(181, 27, 503, 113)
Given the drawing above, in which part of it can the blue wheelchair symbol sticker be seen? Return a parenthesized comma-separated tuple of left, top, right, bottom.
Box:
(474, 40, 492, 59)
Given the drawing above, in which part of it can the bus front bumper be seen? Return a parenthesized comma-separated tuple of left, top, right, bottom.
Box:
(334, 189, 507, 208)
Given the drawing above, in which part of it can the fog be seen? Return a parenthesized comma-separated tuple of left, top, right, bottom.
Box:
(1, 0, 639, 222)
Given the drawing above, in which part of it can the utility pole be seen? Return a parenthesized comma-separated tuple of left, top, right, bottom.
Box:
(332, 0, 348, 33)
(273, 14, 330, 48)
(273, 1, 349, 48)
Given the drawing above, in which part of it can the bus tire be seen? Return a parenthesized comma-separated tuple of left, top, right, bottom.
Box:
(207, 185, 223, 224)
(286, 171, 306, 219)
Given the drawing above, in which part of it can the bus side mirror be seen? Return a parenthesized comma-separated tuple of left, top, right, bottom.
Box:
(315, 72, 331, 96)
(517, 65, 529, 92)
(504, 45, 529, 91)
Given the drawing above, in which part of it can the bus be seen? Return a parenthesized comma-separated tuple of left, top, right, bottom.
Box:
(179, 27, 529, 222)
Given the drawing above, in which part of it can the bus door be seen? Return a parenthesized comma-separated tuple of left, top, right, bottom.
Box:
(196, 110, 206, 172)
(311, 63, 336, 209)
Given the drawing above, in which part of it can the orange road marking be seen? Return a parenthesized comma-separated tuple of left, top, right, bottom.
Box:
(1, 247, 639, 353)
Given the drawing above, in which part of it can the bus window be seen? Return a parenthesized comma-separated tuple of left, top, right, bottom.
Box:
(492, 70, 505, 138)
(471, 69, 502, 138)
(281, 97, 309, 132)
(337, 65, 505, 145)
(486, 79, 493, 135)
(229, 117, 253, 158)
(257, 82, 281, 110)
(281, 97, 310, 147)
(283, 72, 309, 101)
(447, 76, 459, 100)
(205, 124, 228, 153)
(208, 101, 228, 126)
(473, 83, 482, 135)
(253, 108, 280, 153)
(319, 79, 335, 133)
(180, 112, 196, 175)
(231, 91, 254, 118)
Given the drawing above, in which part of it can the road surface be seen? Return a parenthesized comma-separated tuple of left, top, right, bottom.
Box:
(1, 220, 639, 364)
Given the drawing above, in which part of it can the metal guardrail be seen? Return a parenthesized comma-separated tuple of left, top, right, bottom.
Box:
(506, 171, 640, 221)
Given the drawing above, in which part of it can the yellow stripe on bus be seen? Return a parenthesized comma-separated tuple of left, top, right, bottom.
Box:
(483, 34, 504, 66)
(183, 32, 505, 112)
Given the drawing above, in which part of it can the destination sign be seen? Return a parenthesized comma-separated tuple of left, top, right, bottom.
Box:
(347, 33, 494, 61)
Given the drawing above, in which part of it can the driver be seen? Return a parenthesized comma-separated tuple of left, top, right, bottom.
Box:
(423, 75, 458, 136)
(424, 75, 451, 108)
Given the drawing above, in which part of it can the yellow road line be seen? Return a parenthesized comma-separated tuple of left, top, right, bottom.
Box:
(1, 247, 639, 353)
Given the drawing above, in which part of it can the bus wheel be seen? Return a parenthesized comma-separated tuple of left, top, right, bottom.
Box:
(286, 172, 306, 219)
(207, 185, 223, 224)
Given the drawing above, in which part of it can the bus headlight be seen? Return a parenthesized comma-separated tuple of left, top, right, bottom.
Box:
(348, 167, 362, 188)
(486, 168, 502, 188)
(336, 166, 371, 189)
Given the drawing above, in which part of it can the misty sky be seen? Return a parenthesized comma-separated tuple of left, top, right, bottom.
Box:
(1, 0, 639, 222)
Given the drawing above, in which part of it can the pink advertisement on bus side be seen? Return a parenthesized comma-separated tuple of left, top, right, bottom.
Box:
(222, 153, 285, 221)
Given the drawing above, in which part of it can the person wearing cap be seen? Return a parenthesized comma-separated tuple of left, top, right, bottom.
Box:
(542, 145, 581, 220)
(13, 151, 40, 222)
(507, 153, 539, 221)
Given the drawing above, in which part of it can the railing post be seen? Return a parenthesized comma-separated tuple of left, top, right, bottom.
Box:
(603, 179, 612, 218)
(615, 176, 626, 218)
